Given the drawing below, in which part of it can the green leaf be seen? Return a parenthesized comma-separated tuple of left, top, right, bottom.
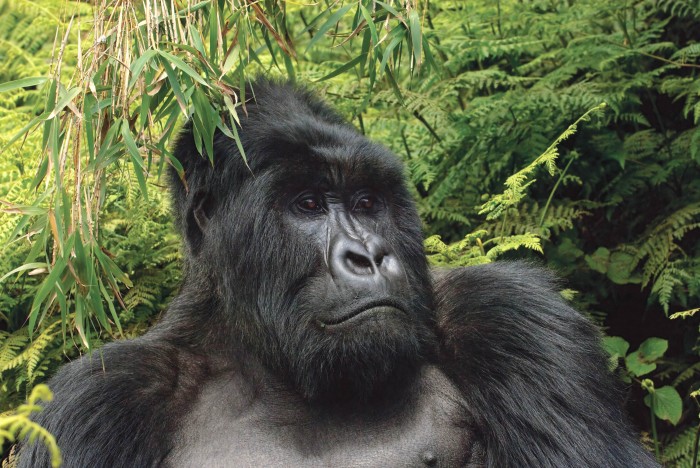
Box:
(317, 54, 367, 82)
(375, 1, 404, 21)
(283, 51, 295, 80)
(625, 350, 656, 377)
(602, 336, 630, 359)
(94, 247, 132, 288)
(1, 110, 50, 153)
(221, 45, 240, 76)
(305, 4, 354, 53)
(209, 1, 219, 62)
(639, 337, 668, 361)
(227, 116, 249, 170)
(422, 36, 439, 72)
(84, 93, 97, 161)
(603, 336, 629, 371)
(379, 27, 406, 74)
(644, 386, 682, 425)
(29, 257, 67, 334)
(128, 49, 158, 89)
(584, 247, 610, 274)
(159, 56, 188, 114)
(47, 87, 82, 119)
(555, 237, 584, 262)
(121, 121, 149, 200)
(98, 277, 123, 336)
(0, 76, 48, 93)
(358, 4, 378, 47)
(191, 88, 216, 162)
(408, 10, 422, 68)
(189, 24, 206, 55)
(158, 51, 209, 87)
(607, 251, 639, 285)
(0, 263, 49, 283)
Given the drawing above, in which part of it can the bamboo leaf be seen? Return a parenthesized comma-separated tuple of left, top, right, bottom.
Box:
(0, 77, 48, 93)
(0, 263, 49, 283)
(317, 54, 367, 82)
(47, 87, 82, 119)
(29, 258, 67, 334)
(158, 51, 209, 87)
(305, 4, 354, 53)
(159, 56, 188, 114)
(121, 121, 149, 200)
(408, 10, 422, 68)
(128, 49, 158, 89)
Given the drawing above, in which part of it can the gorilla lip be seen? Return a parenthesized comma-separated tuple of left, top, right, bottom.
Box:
(318, 300, 405, 327)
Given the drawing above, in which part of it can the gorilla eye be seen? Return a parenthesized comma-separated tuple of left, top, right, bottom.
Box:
(297, 196, 323, 213)
(353, 195, 379, 212)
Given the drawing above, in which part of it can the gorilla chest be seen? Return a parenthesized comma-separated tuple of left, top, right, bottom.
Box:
(167, 368, 481, 467)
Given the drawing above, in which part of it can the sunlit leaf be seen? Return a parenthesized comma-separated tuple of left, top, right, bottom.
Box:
(0, 76, 48, 93)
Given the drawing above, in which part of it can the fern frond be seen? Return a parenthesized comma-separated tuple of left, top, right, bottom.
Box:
(662, 426, 700, 467)
(0, 321, 60, 383)
(0, 331, 29, 372)
(0, 384, 61, 467)
(485, 233, 543, 259)
(480, 103, 606, 221)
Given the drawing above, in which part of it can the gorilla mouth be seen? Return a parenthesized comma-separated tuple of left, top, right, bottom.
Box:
(320, 300, 405, 327)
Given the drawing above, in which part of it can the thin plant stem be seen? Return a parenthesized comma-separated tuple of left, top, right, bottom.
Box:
(539, 156, 575, 227)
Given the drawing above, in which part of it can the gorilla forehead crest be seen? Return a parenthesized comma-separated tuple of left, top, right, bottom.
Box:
(172, 80, 407, 207)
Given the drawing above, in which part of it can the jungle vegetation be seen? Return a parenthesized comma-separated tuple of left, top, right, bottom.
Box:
(0, 0, 698, 466)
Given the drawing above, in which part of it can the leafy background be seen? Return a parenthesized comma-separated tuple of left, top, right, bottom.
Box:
(0, 0, 698, 466)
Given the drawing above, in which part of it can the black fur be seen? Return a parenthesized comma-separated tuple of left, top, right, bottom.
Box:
(435, 264, 656, 466)
(19, 79, 657, 467)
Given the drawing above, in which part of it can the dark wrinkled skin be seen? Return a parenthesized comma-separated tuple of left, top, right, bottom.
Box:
(19, 80, 658, 468)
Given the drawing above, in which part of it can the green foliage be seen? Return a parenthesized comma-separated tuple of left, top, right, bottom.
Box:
(604, 334, 693, 459)
(642, 378, 685, 459)
(0, 384, 61, 467)
(661, 426, 700, 468)
(380, 1, 699, 461)
(1, 0, 699, 465)
(1, 321, 59, 385)
(643, 383, 683, 426)
(479, 104, 607, 224)
(626, 338, 669, 378)
(425, 104, 604, 266)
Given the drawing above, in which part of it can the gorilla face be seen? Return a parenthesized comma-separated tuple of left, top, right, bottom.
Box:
(172, 82, 434, 401)
(264, 147, 434, 401)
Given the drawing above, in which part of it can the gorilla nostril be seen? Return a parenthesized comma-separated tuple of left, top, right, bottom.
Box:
(374, 253, 385, 267)
(346, 251, 374, 274)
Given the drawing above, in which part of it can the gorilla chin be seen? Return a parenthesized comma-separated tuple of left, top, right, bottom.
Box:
(285, 326, 429, 404)
(279, 298, 435, 403)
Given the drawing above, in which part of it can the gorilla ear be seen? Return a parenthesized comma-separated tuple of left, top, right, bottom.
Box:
(186, 191, 216, 254)
(193, 192, 213, 231)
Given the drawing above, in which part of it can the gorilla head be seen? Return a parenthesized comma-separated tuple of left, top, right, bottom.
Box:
(169, 80, 434, 402)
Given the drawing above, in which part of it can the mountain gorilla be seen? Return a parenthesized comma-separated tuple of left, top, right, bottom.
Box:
(20, 80, 657, 467)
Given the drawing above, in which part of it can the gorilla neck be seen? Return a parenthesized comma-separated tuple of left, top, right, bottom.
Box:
(214, 344, 426, 412)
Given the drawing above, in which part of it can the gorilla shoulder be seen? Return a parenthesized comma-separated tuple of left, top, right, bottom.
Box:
(19, 336, 206, 467)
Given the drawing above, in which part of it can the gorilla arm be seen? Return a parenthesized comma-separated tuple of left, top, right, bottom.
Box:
(434, 262, 658, 467)
(17, 335, 206, 468)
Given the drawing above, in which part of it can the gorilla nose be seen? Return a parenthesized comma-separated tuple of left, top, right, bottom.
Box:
(331, 238, 402, 283)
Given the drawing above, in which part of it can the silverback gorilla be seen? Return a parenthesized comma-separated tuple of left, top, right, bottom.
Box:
(20, 80, 658, 467)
